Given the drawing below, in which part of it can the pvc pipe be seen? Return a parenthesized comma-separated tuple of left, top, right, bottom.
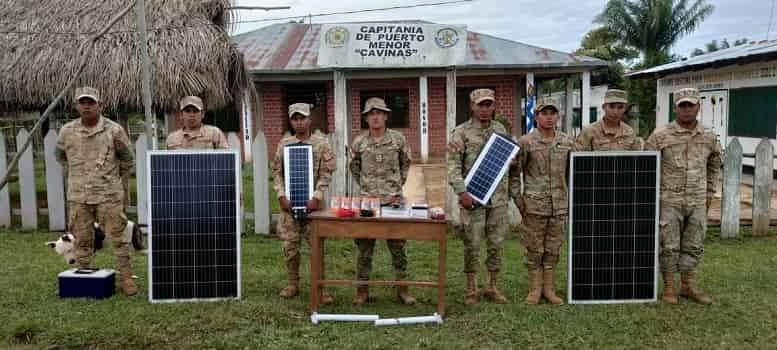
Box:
(374, 313, 443, 326)
(310, 313, 380, 325)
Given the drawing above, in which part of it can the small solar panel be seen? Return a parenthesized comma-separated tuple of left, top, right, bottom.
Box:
(568, 152, 660, 304)
(283, 144, 314, 209)
(147, 150, 241, 302)
(464, 133, 520, 205)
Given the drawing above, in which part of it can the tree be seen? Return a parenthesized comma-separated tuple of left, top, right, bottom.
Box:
(596, 0, 715, 67)
(575, 27, 640, 87)
(691, 48, 705, 57)
(705, 39, 719, 53)
(597, 0, 714, 136)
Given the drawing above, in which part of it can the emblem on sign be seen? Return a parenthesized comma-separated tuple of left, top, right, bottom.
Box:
(325, 26, 349, 48)
(434, 28, 460, 48)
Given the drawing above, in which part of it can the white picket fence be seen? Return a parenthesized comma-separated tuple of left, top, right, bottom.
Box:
(0, 128, 774, 239)
(0, 129, 272, 234)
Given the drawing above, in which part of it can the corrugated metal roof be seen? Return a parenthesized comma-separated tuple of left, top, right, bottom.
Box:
(232, 21, 606, 73)
(629, 40, 777, 78)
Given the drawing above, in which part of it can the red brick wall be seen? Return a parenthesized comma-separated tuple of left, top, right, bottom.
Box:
(259, 75, 519, 159)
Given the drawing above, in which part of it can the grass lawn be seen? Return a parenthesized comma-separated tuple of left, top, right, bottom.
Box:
(1, 226, 776, 349)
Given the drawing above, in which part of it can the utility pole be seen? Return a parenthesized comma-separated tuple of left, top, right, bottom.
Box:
(135, 0, 157, 149)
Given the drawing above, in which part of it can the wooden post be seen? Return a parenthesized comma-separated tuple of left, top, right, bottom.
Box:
(419, 76, 429, 163)
(445, 69, 460, 226)
(0, 131, 10, 227)
(252, 130, 270, 234)
(44, 130, 66, 231)
(135, 137, 148, 225)
(565, 75, 575, 135)
(753, 138, 774, 235)
(17, 129, 37, 229)
(332, 71, 349, 198)
(721, 137, 742, 239)
(581, 71, 591, 127)
(135, 0, 157, 150)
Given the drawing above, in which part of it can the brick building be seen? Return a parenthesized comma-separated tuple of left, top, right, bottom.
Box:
(233, 21, 605, 196)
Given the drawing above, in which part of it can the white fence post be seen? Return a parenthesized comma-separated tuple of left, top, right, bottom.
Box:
(135, 137, 148, 225)
(252, 131, 270, 234)
(17, 129, 38, 229)
(44, 130, 65, 231)
(0, 131, 10, 227)
(752, 138, 774, 235)
(227, 132, 244, 230)
(721, 137, 742, 239)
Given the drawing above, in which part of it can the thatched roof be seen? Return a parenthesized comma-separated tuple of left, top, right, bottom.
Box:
(0, 0, 251, 112)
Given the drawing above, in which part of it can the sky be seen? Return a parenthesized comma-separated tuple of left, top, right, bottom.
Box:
(231, 0, 776, 59)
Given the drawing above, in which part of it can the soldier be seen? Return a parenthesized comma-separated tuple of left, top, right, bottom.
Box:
(350, 97, 416, 305)
(447, 88, 510, 305)
(166, 96, 230, 150)
(575, 89, 642, 151)
(645, 87, 722, 305)
(55, 87, 137, 296)
(511, 97, 574, 305)
(272, 103, 336, 304)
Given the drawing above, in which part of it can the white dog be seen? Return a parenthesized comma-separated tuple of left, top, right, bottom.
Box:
(46, 220, 144, 265)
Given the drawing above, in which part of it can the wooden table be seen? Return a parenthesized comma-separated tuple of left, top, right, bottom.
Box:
(308, 212, 448, 316)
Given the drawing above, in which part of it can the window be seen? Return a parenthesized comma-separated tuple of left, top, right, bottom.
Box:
(729, 86, 777, 138)
(285, 83, 328, 134)
(456, 86, 496, 125)
(359, 90, 410, 129)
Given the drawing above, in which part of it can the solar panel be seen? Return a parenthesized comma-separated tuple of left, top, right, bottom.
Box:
(464, 133, 520, 205)
(568, 151, 660, 304)
(147, 150, 241, 302)
(283, 144, 314, 209)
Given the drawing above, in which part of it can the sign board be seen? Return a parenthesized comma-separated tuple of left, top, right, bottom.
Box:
(318, 23, 467, 67)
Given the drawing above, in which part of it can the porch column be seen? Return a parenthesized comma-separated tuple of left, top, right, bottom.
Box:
(582, 70, 591, 127)
(565, 75, 575, 134)
(419, 75, 429, 163)
(332, 70, 349, 198)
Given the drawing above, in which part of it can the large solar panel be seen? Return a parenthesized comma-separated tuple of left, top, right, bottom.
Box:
(464, 133, 520, 205)
(147, 150, 241, 302)
(568, 152, 660, 304)
(283, 144, 314, 209)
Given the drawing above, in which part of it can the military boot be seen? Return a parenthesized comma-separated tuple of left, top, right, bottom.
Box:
(482, 271, 508, 304)
(464, 273, 479, 305)
(353, 285, 369, 305)
(280, 257, 300, 298)
(117, 256, 138, 296)
(525, 269, 543, 305)
(542, 268, 564, 305)
(680, 272, 713, 305)
(661, 272, 678, 304)
(397, 285, 417, 305)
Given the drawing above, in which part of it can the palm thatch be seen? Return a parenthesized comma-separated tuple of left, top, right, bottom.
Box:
(0, 0, 251, 112)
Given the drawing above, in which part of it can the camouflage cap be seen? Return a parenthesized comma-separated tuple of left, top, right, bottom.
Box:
(288, 103, 312, 118)
(674, 87, 700, 105)
(362, 97, 391, 115)
(470, 88, 496, 104)
(604, 89, 628, 104)
(74, 86, 100, 102)
(179, 96, 204, 111)
(534, 97, 560, 113)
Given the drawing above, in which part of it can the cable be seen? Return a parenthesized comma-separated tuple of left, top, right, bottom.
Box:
(0, 0, 474, 35)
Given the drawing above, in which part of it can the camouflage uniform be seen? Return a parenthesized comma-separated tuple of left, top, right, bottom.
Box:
(272, 132, 336, 273)
(512, 129, 574, 270)
(350, 128, 412, 280)
(56, 102, 134, 289)
(645, 120, 722, 273)
(575, 119, 641, 151)
(166, 125, 229, 150)
(448, 118, 510, 274)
